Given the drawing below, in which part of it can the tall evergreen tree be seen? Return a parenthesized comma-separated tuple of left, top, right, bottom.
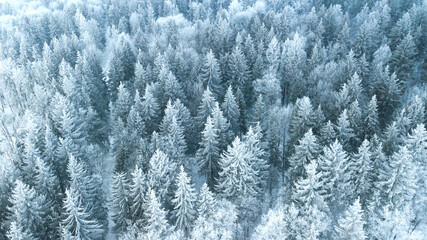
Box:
(334, 198, 366, 240)
(62, 188, 103, 240)
(216, 137, 260, 201)
(289, 129, 320, 182)
(197, 183, 216, 219)
(7, 180, 45, 239)
(129, 166, 147, 228)
(351, 140, 373, 205)
(144, 188, 171, 239)
(147, 150, 176, 203)
(197, 116, 220, 189)
(200, 50, 222, 97)
(110, 172, 131, 234)
(172, 166, 197, 235)
(222, 86, 240, 134)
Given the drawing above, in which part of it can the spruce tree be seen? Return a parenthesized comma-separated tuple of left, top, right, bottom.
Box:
(197, 116, 220, 189)
(222, 86, 240, 134)
(141, 84, 160, 134)
(147, 150, 176, 203)
(216, 137, 260, 201)
(318, 140, 351, 205)
(335, 109, 356, 151)
(163, 116, 187, 168)
(334, 198, 366, 240)
(129, 166, 147, 227)
(363, 95, 379, 139)
(7, 221, 35, 240)
(290, 96, 314, 146)
(196, 87, 216, 130)
(351, 140, 373, 205)
(289, 129, 320, 182)
(110, 172, 131, 234)
(62, 188, 103, 240)
(7, 180, 44, 239)
(172, 166, 197, 235)
(200, 50, 222, 97)
(197, 183, 216, 218)
(144, 188, 171, 238)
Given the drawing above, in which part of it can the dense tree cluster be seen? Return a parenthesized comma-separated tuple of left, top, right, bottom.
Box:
(0, 0, 426, 239)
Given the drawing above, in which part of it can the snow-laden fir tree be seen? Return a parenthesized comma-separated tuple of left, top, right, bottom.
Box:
(7, 221, 36, 240)
(351, 140, 373, 205)
(172, 166, 197, 235)
(143, 188, 171, 239)
(320, 120, 336, 146)
(129, 165, 147, 228)
(335, 109, 356, 151)
(110, 172, 131, 234)
(197, 183, 216, 218)
(200, 49, 222, 97)
(163, 116, 187, 168)
(196, 87, 216, 130)
(141, 84, 160, 133)
(7, 180, 45, 239)
(289, 128, 320, 182)
(290, 96, 314, 146)
(363, 95, 379, 139)
(216, 136, 260, 201)
(318, 140, 351, 205)
(222, 85, 240, 134)
(211, 101, 231, 151)
(243, 125, 269, 189)
(34, 157, 61, 238)
(334, 197, 366, 240)
(61, 188, 103, 240)
(293, 160, 330, 238)
(197, 116, 220, 189)
(386, 146, 417, 210)
(147, 149, 177, 203)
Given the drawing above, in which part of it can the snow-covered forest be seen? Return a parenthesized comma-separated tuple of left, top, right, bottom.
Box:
(0, 0, 426, 239)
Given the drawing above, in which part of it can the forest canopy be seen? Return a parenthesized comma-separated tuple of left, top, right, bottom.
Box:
(0, 0, 426, 239)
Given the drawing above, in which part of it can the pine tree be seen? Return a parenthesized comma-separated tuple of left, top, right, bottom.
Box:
(200, 50, 222, 97)
(110, 172, 131, 234)
(163, 71, 185, 103)
(318, 140, 351, 204)
(335, 198, 366, 240)
(335, 109, 356, 151)
(222, 86, 240, 134)
(351, 140, 373, 205)
(34, 157, 61, 238)
(211, 101, 231, 151)
(289, 129, 320, 182)
(229, 45, 250, 97)
(391, 32, 417, 84)
(216, 137, 260, 201)
(320, 120, 336, 147)
(114, 82, 132, 122)
(244, 126, 269, 189)
(197, 116, 220, 189)
(363, 95, 379, 139)
(129, 166, 147, 227)
(144, 188, 171, 238)
(62, 188, 103, 240)
(197, 183, 216, 218)
(387, 146, 417, 210)
(141, 84, 160, 134)
(253, 69, 281, 106)
(7, 180, 44, 239)
(172, 166, 197, 235)
(290, 96, 314, 146)
(60, 98, 88, 163)
(7, 221, 35, 240)
(163, 116, 187, 168)
(293, 160, 330, 238)
(196, 87, 216, 130)
(147, 150, 176, 203)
